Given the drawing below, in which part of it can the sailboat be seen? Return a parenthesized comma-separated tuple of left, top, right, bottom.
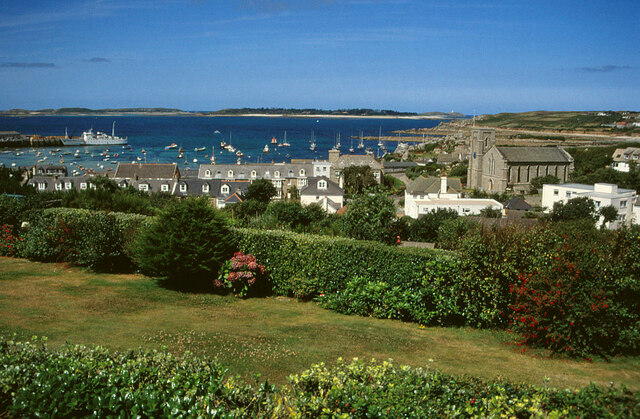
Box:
(309, 131, 316, 151)
(349, 137, 355, 153)
(357, 131, 365, 149)
(335, 133, 341, 150)
(225, 133, 236, 152)
(377, 127, 384, 148)
(210, 145, 216, 163)
(280, 131, 290, 147)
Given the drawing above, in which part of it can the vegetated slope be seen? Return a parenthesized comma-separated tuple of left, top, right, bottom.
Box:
(478, 111, 631, 131)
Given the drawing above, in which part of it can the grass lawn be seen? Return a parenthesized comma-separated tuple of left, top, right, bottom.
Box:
(1, 257, 638, 390)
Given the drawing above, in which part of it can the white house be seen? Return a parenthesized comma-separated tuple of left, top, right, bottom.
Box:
(404, 176, 503, 218)
(300, 176, 344, 214)
(541, 182, 637, 229)
(611, 147, 640, 173)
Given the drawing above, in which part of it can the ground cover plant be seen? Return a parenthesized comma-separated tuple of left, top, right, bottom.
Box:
(1, 337, 638, 417)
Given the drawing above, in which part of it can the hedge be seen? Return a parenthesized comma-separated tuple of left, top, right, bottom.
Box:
(1, 337, 638, 418)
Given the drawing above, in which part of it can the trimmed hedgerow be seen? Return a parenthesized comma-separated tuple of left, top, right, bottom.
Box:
(1, 337, 638, 418)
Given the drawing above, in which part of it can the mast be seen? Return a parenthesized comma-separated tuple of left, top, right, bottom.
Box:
(112, 121, 115, 137)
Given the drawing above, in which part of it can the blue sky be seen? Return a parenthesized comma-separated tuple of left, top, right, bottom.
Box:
(0, 0, 638, 113)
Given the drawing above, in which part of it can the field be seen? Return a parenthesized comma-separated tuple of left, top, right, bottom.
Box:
(478, 111, 639, 133)
(1, 257, 639, 390)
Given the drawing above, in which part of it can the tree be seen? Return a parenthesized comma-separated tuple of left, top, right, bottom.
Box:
(410, 208, 459, 243)
(342, 166, 376, 196)
(599, 205, 618, 229)
(132, 197, 235, 290)
(243, 179, 277, 203)
(339, 192, 397, 244)
(264, 200, 307, 227)
(550, 197, 597, 223)
(480, 206, 502, 219)
(530, 174, 560, 190)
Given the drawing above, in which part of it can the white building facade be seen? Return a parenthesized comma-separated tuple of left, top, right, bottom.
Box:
(541, 183, 637, 229)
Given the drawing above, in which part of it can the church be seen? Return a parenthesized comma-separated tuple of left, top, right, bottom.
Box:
(467, 128, 574, 193)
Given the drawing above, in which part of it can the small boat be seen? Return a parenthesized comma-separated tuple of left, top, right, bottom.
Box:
(357, 131, 365, 149)
(165, 143, 178, 150)
(141, 148, 146, 154)
(279, 131, 290, 147)
(195, 147, 206, 152)
(263, 145, 270, 153)
(193, 158, 198, 163)
(214, 130, 221, 134)
(365, 147, 374, 155)
(349, 138, 355, 153)
(220, 140, 227, 148)
(271, 137, 278, 145)
(309, 131, 316, 151)
(236, 150, 244, 157)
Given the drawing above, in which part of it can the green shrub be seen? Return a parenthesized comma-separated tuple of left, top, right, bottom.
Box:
(410, 208, 458, 243)
(339, 192, 397, 244)
(214, 252, 269, 297)
(0, 337, 270, 417)
(132, 198, 235, 289)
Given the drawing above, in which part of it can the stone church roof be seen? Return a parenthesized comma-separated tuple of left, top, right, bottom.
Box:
(495, 146, 573, 164)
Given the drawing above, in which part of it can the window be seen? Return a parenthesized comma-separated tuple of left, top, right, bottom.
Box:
(553, 189, 559, 196)
(139, 184, 149, 192)
(299, 169, 306, 176)
(621, 200, 627, 208)
(38, 182, 46, 191)
(274, 171, 280, 178)
(221, 184, 229, 194)
(205, 169, 211, 177)
(227, 170, 234, 178)
(288, 169, 294, 177)
(161, 184, 169, 192)
(334, 171, 340, 178)
(180, 183, 187, 193)
(251, 170, 257, 178)
(90, 183, 97, 190)
(463, 208, 471, 213)
(318, 180, 327, 190)
(565, 191, 572, 198)
(202, 184, 210, 193)
(264, 171, 270, 178)
(594, 200, 601, 208)
(80, 183, 87, 190)
(65, 182, 72, 190)
(215, 171, 222, 178)
(55, 183, 62, 191)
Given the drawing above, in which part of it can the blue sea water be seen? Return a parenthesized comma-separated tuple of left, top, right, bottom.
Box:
(0, 116, 442, 172)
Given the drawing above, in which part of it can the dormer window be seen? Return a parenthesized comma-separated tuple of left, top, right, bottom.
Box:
(251, 170, 257, 178)
(221, 184, 229, 194)
(90, 183, 97, 190)
(139, 184, 149, 192)
(180, 183, 187, 193)
(288, 169, 294, 177)
(202, 184, 210, 193)
(65, 182, 72, 190)
(161, 184, 169, 192)
(80, 182, 87, 190)
(205, 169, 211, 177)
(215, 171, 222, 178)
(264, 171, 270, 178)
(55, 183, 62, 191)
(318, 180, 327, 190)
(227, 170, 234, 178)
(274, 171, 280, 178)
(299, 169, 306, 176)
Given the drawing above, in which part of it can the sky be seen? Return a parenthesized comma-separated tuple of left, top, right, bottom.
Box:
(0, 0, 638, 114)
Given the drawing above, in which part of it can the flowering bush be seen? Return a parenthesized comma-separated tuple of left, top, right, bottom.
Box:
(214, 252, 268, 297)
(0, 224, 22, 257)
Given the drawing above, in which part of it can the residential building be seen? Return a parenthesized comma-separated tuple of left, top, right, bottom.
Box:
(404, 175, 503, 218)
(611, 147, 640, 173)
(541, 182, 637, 229)
(467, 128, 574, 193)
(328, 150, 383, 188)
(300, 176, 344, 214)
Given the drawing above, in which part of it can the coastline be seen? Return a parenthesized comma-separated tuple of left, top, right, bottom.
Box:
(1, 112, 462, 120)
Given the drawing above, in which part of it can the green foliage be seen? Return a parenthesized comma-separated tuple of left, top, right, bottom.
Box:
(448, 162, 468, 185)
(410, 208, 459, 243)
(214, 252, 269, 297)
(132, 198, 235, 289)
(530, 174, 560, 190)
(0, 337, 271, 417)
(242, 179, 277, 203)
(599, 204, 619, 228)
(225, 199, 268, 221)
(480, 206, 502, 218)
(342, 165, 377, 196)
(382, 174, 405, 195)
(285, 358, 639, 418)
(264, 200, 308, 228)
(339, 192, 397, 244)
(0, 167, 33, 195)
(19, 208, 147, 272)
(550, 196, 597, 223)
(406, 162, 438, 180)
(436, 217, 479, 250)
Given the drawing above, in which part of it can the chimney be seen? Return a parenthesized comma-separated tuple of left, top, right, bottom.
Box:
(328, 148, 340, 163)
(440, 176, 447, 193)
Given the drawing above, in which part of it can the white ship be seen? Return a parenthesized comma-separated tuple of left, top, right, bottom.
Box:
(62, 122, 128, 146)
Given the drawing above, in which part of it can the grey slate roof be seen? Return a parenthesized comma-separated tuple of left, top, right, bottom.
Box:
(382, 161, 419, 169)
(300, 176, 344, 196)
(114, 163, 180, 180)
(333, 155, 383, 170)
(612, 147, 640, 162)
(198, 163, 313, 180)
(495, 146, 573, 164)
(503, 197, 532, 211)
(407, 176, 462, 195)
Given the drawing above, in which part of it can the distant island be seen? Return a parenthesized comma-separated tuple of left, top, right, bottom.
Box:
(0, 107, 467, 119)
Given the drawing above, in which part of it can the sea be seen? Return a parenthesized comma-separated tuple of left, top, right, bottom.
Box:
(0, 116, 444, 173)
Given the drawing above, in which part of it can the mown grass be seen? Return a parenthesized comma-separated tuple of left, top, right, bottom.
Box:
(0, 257, 639, 390)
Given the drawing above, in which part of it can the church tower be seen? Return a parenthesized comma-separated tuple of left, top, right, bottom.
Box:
(467, 127, 496, 189)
